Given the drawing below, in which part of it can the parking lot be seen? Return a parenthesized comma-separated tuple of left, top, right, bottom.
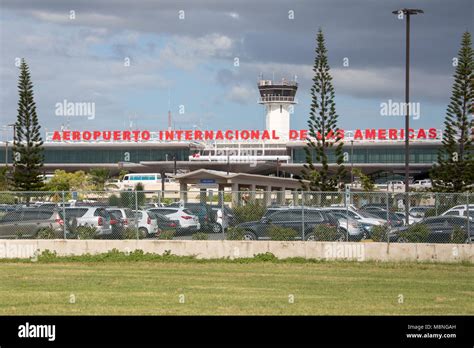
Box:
(0, 190, 472, 244)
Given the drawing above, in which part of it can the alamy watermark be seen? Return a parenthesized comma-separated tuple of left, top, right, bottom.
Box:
(380, 99, 420, 120)
(0, 243, 37, 259)
(324, 244, 365, 261)
(55, 99, 95, 120)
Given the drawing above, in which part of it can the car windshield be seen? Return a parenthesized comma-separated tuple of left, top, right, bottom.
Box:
(358, 210, 380, 218)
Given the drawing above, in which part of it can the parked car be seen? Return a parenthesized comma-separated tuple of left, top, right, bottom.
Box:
(169, 202, 219, 233)
(386, 180, 405, 190)
(0, 205, 19, 219)
(211, 207, 232, 231)
(360, 203, 386, 211)
(394, 211, 422, 225)
(145, 203, 165, 209)
(320, 207, 385, 225)
(105, 208, 136, 229)
(148, 211, 179, 237)
(0, 208, 64, 239)
(236, 207, 341, 241)
(64, 207, 112, 238)
(360, 209, 405, 227)
(147, 207, 200, 234)
(389, 216, 474, 243)
(409, 206, 433, 218)
(108, 211, 125, 239)
(413, 179, 432, 189)
(319, 207, 385, 238)
(133, 210, 159, 238)
(324, 210, 369, 241)
(441, 205, 474, 218)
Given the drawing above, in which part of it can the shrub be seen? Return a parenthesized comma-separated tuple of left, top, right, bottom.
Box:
(451, 226, 467, 244)
(123, 228, 140, 239)
(267, 225, 297, 241)
(76, 225, 97, 240)
(108, 194, 120, 207)
(226, 227, 246, 240)
(252, 252, 278, 262)
(370, 224, 389, 242)
(399, 224, 430, 243)
(36, 228, 56, 239)
(0, 193, 16, 204)
(157, 230, 175, 240)
(120, 191, 134, 209)
(233, 202, 266, 222)
(312, 225, 339, 241)
(161, 198, 174, 205)
(192, 232, 208, 240)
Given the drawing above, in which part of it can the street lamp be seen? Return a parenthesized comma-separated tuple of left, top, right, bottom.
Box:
(350, 140, 354, 187)
(392, 8, 423, 225)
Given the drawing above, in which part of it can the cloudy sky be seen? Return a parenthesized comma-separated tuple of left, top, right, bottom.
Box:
(0, 0, 472, 140)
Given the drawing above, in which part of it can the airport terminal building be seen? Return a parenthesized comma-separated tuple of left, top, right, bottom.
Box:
(1, 79, 444, 182)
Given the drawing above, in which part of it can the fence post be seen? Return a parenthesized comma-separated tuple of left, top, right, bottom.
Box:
(345, 189, 349, 242)
(301, 192, 305, 241)
(135, 190, 139, 240)
(435, 192, 438, 216)
(386, 192, 390, 243)
(62, 191, 66, 239)
(221, 190, 225, 240)
(467, 192, 471, 244)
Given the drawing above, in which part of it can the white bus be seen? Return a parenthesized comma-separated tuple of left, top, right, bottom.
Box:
(121, 173, 174, 190)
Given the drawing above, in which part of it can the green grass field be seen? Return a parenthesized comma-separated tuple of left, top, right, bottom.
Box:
(0, 258, 472, 315)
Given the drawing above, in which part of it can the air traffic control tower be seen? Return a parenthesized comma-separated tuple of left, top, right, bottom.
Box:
(258, 77, 298, 139)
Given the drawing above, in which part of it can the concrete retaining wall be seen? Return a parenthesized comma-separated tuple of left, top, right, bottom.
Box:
(0, 240, 472, 263)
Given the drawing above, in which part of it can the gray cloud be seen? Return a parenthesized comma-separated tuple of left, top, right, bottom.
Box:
(0, 0, 472, 134)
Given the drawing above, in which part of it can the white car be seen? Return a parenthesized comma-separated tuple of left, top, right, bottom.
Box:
(394, 211, 422, 225)
(148, 207, 200, 232)
(413, 179, 432, 188)
(212, 207, 229, 231)
(133, 210, 159, 237)
(441, 205, 474, 218)
(65, 206, 112, 238)
(409, 206, 432, 218)
(386, 181, 405, 190)
(321, 207, 385, 226)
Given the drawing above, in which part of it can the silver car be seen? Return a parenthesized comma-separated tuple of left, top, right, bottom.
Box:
(64, 207, 112, 238)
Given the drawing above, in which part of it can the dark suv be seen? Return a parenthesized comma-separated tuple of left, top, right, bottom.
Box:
(0, 208, 64, 239)
(236, 207, 341, 240)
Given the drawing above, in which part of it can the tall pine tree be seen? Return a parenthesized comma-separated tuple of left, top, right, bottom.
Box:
(430, 32, 474, 192)
(300, 29, 345, 191)
(13, 59, 44, 191)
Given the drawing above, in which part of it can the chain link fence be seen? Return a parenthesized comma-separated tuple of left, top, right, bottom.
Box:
(0, 190, 472, 244)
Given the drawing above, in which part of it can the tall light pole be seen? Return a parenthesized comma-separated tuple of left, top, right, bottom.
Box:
(392, 8, 423, 225)
(350, 140, 354, 187)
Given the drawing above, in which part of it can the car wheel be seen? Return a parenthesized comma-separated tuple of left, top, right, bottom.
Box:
(242, 231, 256, 240)
(304, 233, 317, 241)
(212, 223, 222, 233)
(335, 232, 347, 242)
(397, 236, 409, 243)
(138, 227, 148, 239)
